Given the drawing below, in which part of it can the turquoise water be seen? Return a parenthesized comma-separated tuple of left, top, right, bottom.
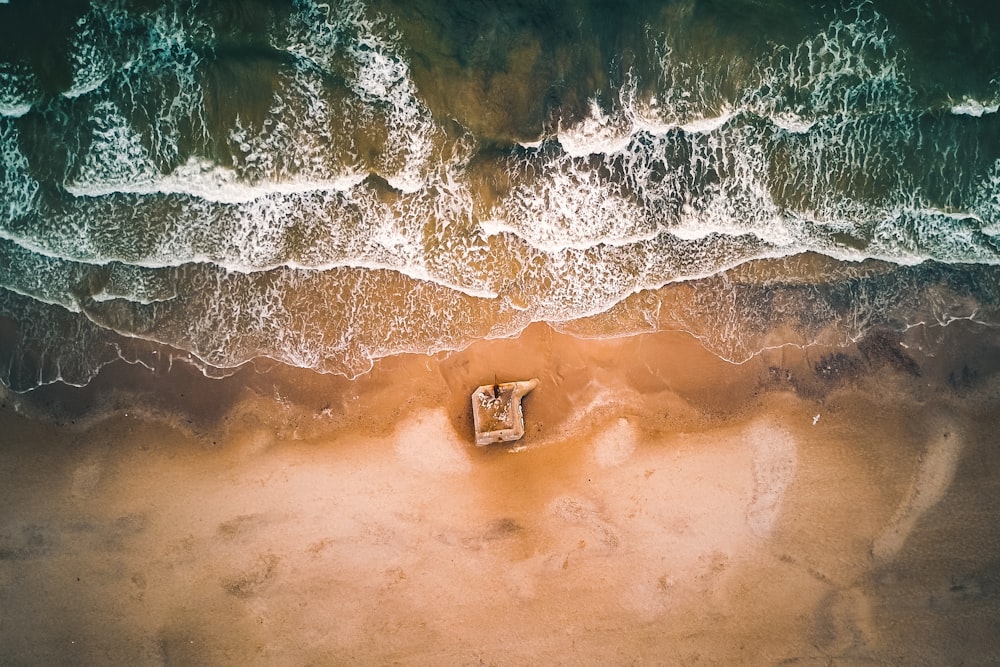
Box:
(1, 0, 999, 390)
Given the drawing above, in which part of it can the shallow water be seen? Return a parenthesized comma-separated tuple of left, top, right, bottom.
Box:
(1, 0, 999, 390)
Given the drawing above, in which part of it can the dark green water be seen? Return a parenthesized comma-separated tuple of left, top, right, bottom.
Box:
(1, 0, 999, 390)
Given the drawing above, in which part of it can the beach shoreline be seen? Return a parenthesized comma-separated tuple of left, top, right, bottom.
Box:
(2, 322, 1000, 663)
(3, 0, 1000, 661)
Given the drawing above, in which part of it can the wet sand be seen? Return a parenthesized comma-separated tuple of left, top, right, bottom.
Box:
(2, 322, 1000, 664)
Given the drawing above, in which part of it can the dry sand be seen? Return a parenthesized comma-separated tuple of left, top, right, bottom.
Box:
(1, 323, 1000, 664)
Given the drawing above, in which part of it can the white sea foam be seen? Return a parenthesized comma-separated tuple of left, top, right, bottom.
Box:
(0, 239, 90, 313)
(227, 67, 350, 187)
(0, 64, 37, 118)
(757, 4, 909, 117)
(63, 99, 160, 194)
(66, 155, 367, 204)
(972, 158, 1000, 228)
(7, 168, 502, 302)
(770, 112, 817, 134)
(62, 6, 114, 99)
(278, 0, 443, 192)
(0, 121, 39, 220)
(557, 99, 634, 157)
(627, 102, 737, 136)
(678, 111, 735, 134)
(3, 1, 1000, 391)
(487, 150, 659, 252)
(54, 0, 220, 195)
(950, 98, 1000, 117)
(558, 3, 907, 156)
(0, 101, 31, 118)
(62, 76, 108, 101)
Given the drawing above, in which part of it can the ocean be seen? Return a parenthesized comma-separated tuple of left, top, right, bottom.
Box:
(1, 0, 999, 392)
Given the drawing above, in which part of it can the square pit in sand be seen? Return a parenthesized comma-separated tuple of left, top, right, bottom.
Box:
(471, 379, 538, 446)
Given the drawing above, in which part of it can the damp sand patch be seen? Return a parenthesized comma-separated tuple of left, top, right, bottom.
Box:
(394, 409, 472, 475)
(592, 417, 637, 468)
(745, 421, 798, 538)
(871, 419, 962, 564)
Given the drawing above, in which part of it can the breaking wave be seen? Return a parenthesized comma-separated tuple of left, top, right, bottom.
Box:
(1, 0, 999, 390)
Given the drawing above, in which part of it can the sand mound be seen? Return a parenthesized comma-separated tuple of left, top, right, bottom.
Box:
(872, 420, 962, 564)
(394, 409, 472, 475)
(745, 422, 798, 538)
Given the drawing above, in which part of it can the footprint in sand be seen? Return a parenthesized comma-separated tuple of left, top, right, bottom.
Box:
(745, 422, 797, 538)
(871, 421, 961, 564)
(812, 586, 875, 656)
(221, 553, 280, 598)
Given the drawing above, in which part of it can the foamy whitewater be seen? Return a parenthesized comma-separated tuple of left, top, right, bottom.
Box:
(1, 0, 999, 390)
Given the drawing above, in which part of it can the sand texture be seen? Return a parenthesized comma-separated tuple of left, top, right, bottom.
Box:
(1, 323, 1000, 664)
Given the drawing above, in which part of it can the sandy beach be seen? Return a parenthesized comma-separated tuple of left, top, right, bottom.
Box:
(2, 322, 1000, 665)
(3, 0, 1000, 663)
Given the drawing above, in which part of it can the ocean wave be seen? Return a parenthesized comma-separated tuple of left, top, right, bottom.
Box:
(555, 2, 913, 158)
(61, 4, 114, 99)
(274, 0, 445, 193)
(0, 63, 37, 118)
(2, 0, 1000, 391)
(65, 155, 368, 204)
(0, 101, 32, 119)
(556, 99, 635, 157)
(7, 104, 1000, 294)
(4, 257, 999, 392)
(0, 121, 40, 221)
(950, 98, 1000, 117)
